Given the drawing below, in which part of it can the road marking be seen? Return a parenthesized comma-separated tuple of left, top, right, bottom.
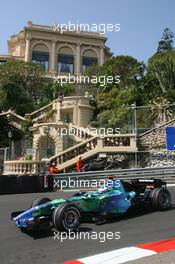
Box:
(137, 237, 175, 253)
(64, 238, 175, 264)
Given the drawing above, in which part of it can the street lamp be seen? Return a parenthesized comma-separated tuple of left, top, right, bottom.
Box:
(58, 94, 64, 121)
(131, 102, 137, 134)
(8, 130, 12, 160)
(44, 126, 50, 158)
(131, 102, 137, 167)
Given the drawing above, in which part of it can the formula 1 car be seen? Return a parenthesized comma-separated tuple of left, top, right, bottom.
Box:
(11, 178, 171, 233)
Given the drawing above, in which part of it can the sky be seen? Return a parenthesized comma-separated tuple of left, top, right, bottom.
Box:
(0, 0, 174, 63)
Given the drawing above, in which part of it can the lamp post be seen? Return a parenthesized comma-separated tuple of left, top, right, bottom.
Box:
(131, 102, 137, 167)
(131, 102, 137, 134)
(8, 131, 12, 160)
(44, 126, 50, 158)
(58, 94, 64, 121)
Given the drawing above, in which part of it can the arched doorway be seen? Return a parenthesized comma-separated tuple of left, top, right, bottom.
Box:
(82, 49, 98, 73)
(32, 43, 50, 72)
(37, 135, 56, 160)
(57, 46, 75, 74)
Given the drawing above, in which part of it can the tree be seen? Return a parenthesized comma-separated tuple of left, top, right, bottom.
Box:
(142, 50, 175, 126)
(0, 61, 77, 147)
(150, 97, 173, 125)
(86, 55, 146, 130)
(157, 28, 174, 53)
(50, 81, 75, 99)
(146, 50, 175, 99)
(0, 61, 51, 115)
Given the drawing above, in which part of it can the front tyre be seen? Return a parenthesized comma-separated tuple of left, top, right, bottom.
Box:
(52, 203, 80, 232)
(31, 197, 51, 207)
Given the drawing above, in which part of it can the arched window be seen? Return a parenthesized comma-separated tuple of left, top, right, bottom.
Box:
(82, 49, 98, 73)
(57, 46, 74, 74)
(32, 44, 49, 72)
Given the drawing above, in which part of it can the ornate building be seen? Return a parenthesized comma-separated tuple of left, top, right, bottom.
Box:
(0, 21, 111, 76)
(0, 22, 137, 176)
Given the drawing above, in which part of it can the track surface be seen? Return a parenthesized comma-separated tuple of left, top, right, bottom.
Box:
(0, 187, 175, 264)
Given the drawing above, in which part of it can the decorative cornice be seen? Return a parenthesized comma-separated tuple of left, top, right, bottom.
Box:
(30, 36, 102, 48)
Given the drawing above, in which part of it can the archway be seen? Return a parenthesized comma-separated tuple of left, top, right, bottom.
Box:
(57, 46, 75, 74)
(32, 43, 50, 72)
(37, 135, 56, 160)
(81, 49, 98, 73)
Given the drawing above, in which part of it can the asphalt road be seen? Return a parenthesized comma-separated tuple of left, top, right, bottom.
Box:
(0, 187, 175, 264)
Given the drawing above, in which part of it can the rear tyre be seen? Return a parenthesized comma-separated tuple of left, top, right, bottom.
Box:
(31, 197, 51, 207)
(52, 203, 80, 232)
(151, 188, 171, 211)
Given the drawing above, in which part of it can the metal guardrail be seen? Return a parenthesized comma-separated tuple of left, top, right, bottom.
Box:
(52, 166, 175, 190)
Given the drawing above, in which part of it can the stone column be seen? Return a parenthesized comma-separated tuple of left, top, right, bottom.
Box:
(97, 138, 103, 148)
(99, 47, 104, 66)
(130, 136, 137, 150)
(56, 101, 61, 122)
(25, 36, 31, 62)
(51, 40, 56, 73)
(75, 43, 81, 74)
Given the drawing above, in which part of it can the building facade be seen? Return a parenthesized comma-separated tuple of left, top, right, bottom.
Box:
(0, 21, 116, 171)
(0, 21, 111, 76)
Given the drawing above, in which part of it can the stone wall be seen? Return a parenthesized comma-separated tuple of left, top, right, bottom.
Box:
(139, 119, 175, 167)
(146, 149, 175, 167)
(139, 119, 175, 150)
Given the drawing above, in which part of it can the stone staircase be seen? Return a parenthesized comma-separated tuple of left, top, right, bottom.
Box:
(49, 134, 137, 171)
(3, 133, 137, 175)
(0, 110, 27, 130)
(1, 97, 138, 174)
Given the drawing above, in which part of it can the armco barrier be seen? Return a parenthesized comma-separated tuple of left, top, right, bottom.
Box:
(0, 175, 53, 195)
(52, 166, 175, 191)
(1, 166, 175, 194)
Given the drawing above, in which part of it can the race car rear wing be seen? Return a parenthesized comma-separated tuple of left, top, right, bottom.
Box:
(131, 178, 166, 191)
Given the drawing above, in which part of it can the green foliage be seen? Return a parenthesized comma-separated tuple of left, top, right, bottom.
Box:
(0, 61, 45, 114)
(147, 50, 175, 96)
(157, 28, 174, 53)
(145, 51, 175, 127)
(20, 120, 33, 147)
(0, 116, 10, 146)
(50, 81, 75, 98)
(89, 55, 146, 129)
(92, 48, 175, 130)
(0, 61, 76, 147)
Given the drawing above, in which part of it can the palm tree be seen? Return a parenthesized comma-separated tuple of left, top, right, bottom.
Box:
(150, 97, 173, 125)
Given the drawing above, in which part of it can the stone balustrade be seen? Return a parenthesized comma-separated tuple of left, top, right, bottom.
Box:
(3, 160, 46, 175)
(3, 134, 137, 175)
(69, 125, 93, 140)
(51, 134, 137, 166)
(29, 102, 54, 121)
(0, 110, 27, 130)
(55, 136, 98, 165)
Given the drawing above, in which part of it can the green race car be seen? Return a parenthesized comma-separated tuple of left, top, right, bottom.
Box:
(11, 178, 171, 232)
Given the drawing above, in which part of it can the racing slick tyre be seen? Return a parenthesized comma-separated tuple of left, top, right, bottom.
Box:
(31, 197, 51, 207)
(52, 203, 80, 232)
(151, 188, 171, 211)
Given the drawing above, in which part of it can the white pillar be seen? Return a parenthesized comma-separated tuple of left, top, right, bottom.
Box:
(99, 47, 104, 66)
(51, 40, 56, 73)
(25, 37, 31, 62)
(75, 43, 81, 74)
